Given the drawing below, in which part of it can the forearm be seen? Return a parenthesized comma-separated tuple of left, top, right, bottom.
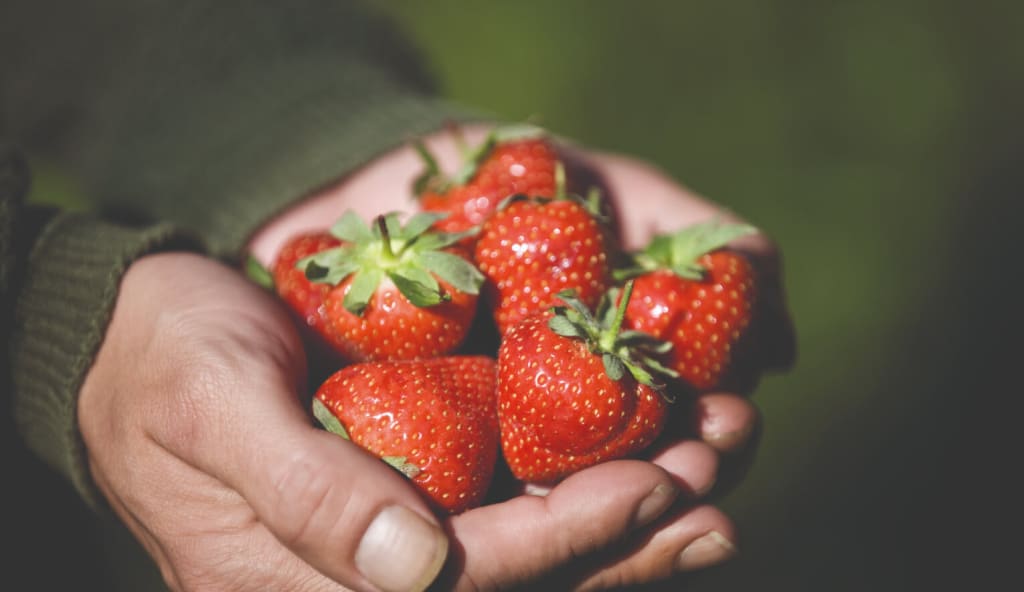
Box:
(2, 144, 203, 507)
(2, 0, 479, 258)
(1, 0, 492, 511)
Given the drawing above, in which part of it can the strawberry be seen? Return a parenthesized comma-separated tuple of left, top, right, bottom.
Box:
(413, 124, 560, 238)
(313, 356, 500, 514)
(473, 167, 612, 335)
(618, 220, 758, 391)
(497, 283, 675, 484)
(298, 210, 485, 362)
(271, 231, 340, 334)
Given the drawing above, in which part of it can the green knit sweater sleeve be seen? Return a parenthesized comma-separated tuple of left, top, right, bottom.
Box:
(2, 0, 480, 258)
(2, 142, 207, 510)
(1, 0, 483, 508)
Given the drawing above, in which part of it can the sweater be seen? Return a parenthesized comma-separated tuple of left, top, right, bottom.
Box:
(1, 0, 476, 519)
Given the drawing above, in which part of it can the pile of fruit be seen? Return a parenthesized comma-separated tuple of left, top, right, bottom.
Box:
(265, 125, 758, 515)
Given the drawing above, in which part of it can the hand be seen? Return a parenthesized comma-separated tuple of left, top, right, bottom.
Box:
(81, 252, 739, 592)
(80, 252, 460, 591)
(77, 126, 796, 592)
(244, 124, 796, 590)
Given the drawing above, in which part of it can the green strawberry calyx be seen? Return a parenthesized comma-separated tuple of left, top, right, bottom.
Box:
(411, 122, 549, 196)
(297, 210, 484, 315)
(312, 398, 422, 479)
(615, 219, 758, 282)
(244, 254, 275, 291)
(548, 281, 678, 398)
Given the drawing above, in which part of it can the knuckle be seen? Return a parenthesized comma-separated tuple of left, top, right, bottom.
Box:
(266, 449, 346, 549)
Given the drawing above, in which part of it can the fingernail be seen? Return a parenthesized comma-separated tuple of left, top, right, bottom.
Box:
(694, 474, 717, 498)
(524, 482, 553, 497)
(633, 483, 678, 528)
(355, 506, 449, 592)
(706, 423, 754, 453)
(676, 531, 737, 571)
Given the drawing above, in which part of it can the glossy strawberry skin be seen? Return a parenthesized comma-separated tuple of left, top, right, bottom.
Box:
(625, 252, 756, 391)
(272, 232, 344, 350)
(420, 138, 559, 236)
(497, 313, 668, 483)
(315, 356, 499, 514)
(474, 199, 611, 335)
(324, 266, 479, 362)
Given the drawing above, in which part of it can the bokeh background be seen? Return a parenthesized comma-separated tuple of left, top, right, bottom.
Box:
(10, 1, 1020, 590)
(377, 1, 1018, 590)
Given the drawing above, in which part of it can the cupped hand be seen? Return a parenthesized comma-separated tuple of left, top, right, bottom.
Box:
(79, 124, 796, 592)
(77, 257, 746, 592)
(242, 123, 796, 590)
(79, 252, 457, 591)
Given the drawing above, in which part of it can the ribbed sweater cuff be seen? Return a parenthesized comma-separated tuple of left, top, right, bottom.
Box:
(11, 214, 202, 510)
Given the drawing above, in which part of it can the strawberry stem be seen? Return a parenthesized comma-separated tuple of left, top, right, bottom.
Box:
(600, 280, 634, 352)
(549, 284, 675, 392)
(376, 215, 397, 262)
(554, 161, 567, 201)
(411, 139, 444, 196)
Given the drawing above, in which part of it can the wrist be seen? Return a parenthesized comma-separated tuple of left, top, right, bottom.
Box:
(10, 214, 202, 510)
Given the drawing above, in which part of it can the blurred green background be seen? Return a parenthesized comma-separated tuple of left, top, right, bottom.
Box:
(10, 1, 1019, 590)
(377, 0, 1019, 590)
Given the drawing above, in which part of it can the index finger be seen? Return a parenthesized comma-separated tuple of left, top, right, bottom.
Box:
(441, 460, 737, 590)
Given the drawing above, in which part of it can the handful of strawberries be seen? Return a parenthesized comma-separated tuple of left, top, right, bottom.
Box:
(264, 125, 760, 515)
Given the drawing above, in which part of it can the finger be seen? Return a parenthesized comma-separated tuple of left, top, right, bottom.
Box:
(692, 393, 760, 454)
(441, 460, 681, 590)
(656, 391, 759, 453)
(644, 439, 719, 498)
(499, 435, 721, 503)
(666, 391, 764, 500)
(569, 505, 738, 591)
(517, 438, 720, 502)
(646, 393, 762, 504)
(707, 411, 763, 503)
(153, 369, 449, 592)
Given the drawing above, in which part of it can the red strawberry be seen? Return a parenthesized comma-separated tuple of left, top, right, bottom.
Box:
(497, 283, 675, 483)
(272, 232, 340, 329)
(268, 232, 349, 356)
(298, 210, 485, 362)
(474, 174, 612, 335)
(620, 220, 758, 391)
(414, 124, 560, 237)
(313, 356, 499, 514)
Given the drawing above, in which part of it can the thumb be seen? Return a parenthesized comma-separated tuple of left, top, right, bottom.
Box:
(210, 391, 449, 592)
